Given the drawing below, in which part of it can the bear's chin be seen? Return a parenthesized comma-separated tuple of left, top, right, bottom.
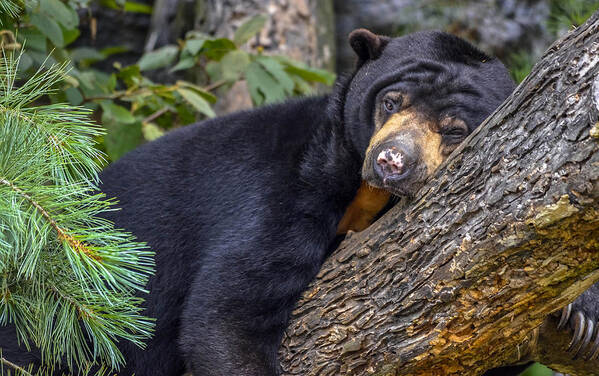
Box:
(365, 179, 417, 199)
(385, 185, 416, 199)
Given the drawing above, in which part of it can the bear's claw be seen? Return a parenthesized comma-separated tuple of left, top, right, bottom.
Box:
(558, 304, 599, 360)
(557, 303, 572, 330)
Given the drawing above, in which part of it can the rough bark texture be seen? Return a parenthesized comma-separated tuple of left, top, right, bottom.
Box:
(280, 11, 599, 376)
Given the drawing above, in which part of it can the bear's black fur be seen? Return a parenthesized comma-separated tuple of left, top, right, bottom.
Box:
(100, 96, 363, 376)
(0, 30, 519, 375)
(98, 30, 514, 376)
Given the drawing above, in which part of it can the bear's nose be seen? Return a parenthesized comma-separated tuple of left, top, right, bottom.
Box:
(374, 146, 414, 183)
(376, 148, 404, 175)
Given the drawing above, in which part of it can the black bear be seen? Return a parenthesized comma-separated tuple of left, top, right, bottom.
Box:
(1, 29, 592, 376)
(96, 29, 516, 376)
(97, 29, 515, 376)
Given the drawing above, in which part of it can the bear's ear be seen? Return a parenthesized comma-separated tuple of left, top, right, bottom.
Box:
(349, 29, 390, 64)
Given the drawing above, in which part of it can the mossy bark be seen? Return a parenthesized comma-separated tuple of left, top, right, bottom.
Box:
(280, 11, 599, 376)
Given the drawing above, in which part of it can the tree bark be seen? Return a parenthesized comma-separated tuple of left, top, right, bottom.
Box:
(193, 0, 335, 71)
(280, 10, 599, 376)
(191, 0, 336, 114)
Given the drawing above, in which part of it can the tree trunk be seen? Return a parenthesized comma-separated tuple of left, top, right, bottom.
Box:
(280, 11, 599, 376)
(190, 0, 336, 114)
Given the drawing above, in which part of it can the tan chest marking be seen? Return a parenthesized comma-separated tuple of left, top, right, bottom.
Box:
(337, 181, 391, 235)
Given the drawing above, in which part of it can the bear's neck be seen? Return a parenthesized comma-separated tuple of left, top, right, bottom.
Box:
(297, 107, 364, 236)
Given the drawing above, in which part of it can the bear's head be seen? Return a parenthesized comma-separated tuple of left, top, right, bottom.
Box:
(336, 29, 516, 197)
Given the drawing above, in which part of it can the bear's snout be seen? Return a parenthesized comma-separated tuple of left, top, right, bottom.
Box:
(373, 144, 414, 184)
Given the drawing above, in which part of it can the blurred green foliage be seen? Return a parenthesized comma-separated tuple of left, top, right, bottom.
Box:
(1, 2, 335, 162)
(548, 0, 599, 34)
(506, 0, 599, 83)
(391, 0, 599, 84)
(521, 362, 553, 376)
(505, 50, 538, 85)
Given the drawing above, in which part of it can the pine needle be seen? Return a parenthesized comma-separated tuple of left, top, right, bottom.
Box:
(0, 51, 155, 373)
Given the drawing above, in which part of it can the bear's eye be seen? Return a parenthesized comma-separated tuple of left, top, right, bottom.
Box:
(443, 127, 465, 136)
(441, 127, 467, 142)
(383, 98, 397, 113)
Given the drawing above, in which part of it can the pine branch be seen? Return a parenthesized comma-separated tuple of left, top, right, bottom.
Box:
(0, 52, 155, 372)
(0, 178, 102, 261)
(0, 1, 21, 23)
(1, 355, 33, 376)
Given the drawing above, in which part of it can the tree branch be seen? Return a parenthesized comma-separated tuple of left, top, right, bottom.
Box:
(0, 356, 33, 376)
(280, 10, 599, 376)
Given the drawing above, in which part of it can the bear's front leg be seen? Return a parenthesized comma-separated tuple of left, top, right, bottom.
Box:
(178, 241, 323, 376)
(178, 279, 288, 375)
(180, 321, 281, 376)
(179, 293, 285, 376)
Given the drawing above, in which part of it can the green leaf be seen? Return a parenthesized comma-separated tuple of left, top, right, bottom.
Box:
(175, 103, 196, 125)
(65, 87, 84, 105)
(30, 12, 64, 47)
(124, 1, 153, 13)
(277, 57, 336, 85)
(142, 122, 165, 141)
(520, 363, 553, 376)
(201, 38, 237, 60)
(106, 73, 118, 92)
(118, 65, 142, 88)
(71, 47, 105, 64)
(138, 45, 179, 71)
(41, 0, 79, 29)
(100, 45, 130, 57)
(178, 88, 216, 118)
(293, 66, 335, 85)
(170, 57, 195, 72)
(176, 81, 217, 103)
(63, 27, 80, 46)
(205, 61, 222, 82)
(233, 14, 267, 46)
(75, 70, 114, 96)
(245, 61, 286, 105)
(291, 74, 311, 94)
(185, 30, 211, 41)
(220, 50, 250, 82)
(258, 57, 294, 94)
(75, 71, 97, 91)
(149, 84, 176, 101)
(184, 38, 205, 56)
(103, 119, 144, 161)
(18, 28, 47, 52)
(99, 0, 152, 13)
(100, 102, 136, 124)
(17, 53, 34, 72)
(101, 101, 142, 160)
(63, 74, 79, 88)
(27, 50, 55, 67)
